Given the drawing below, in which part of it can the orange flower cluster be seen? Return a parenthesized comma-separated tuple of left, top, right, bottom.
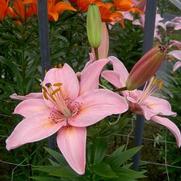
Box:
(0, 0, 76, 22)
(70, 0, 143, 25)
(0, 0, 143, 25)
(0, 0, 10, 21)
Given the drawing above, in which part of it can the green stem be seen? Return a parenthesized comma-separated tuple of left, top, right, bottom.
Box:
(94, 48, 99, 60)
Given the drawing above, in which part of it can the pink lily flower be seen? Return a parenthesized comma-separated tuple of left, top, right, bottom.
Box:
(102, 56, 181, 147)
(170, 40, 181, 49)
(6, 60, 128, 175)
(168, 50, 181, 72)
(165, 17, 181, 31)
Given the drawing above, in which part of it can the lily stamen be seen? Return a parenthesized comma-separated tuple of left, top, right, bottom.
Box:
(137, 76, 163, 104)
(42, 82, 72, 117)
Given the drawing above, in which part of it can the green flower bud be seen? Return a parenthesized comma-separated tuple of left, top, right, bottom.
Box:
(86, 4, 102, 48)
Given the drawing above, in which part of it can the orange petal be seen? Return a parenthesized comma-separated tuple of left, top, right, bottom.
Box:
(48, 11, 59, 21)
(55, 2, 77, 13)
(114, 0, 133, 11)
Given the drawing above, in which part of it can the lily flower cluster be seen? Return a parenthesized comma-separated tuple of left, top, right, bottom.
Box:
(4, 0, 181, 176)
(0, 0, 76, 22)
(7, 50, 181, 174)
(70, 0, 143, 26)
(0, 0, 143, 24)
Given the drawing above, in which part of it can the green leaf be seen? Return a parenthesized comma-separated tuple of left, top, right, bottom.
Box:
(44, 147, 66, 166)
(108, 146, 142, 167)
(117, 168, 146, 179)
(50, 168, 79, 178)
(31, 176, 60, 181)
(111, 145, 125, 158)
(93, 138, 108, 164)
(33, 166, 78, 178)
(93, 163, 118, 178)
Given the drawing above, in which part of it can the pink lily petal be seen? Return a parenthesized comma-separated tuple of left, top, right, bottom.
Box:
(165, 18, 181, 30)
(139, 93, 176, 120)
(144, 95, 176, 115)
(175, 24, 181, 30)
(133, 0, 147, 12)
(151, 116, 181, 147)
(168, 50, 181, 61)
(133, 19, 142, 26)
(10, 93, 42, 100)
(173, 61, 181, 72)
(79, 59, 108, 95)
(171, 17, 181, 23)
(101, 70, 122, 88)
(170, 40, 181, 49)
(126, 90, 176, 120)
(69, 89, 128, 127)
(6, 112, 65, 150)
(108, 56, 129, 87)
(14, 99, 49, 118)
(43, 64, 79, 99)
(57, 126, 86, 175)
(123, 12, 133, 21)
(98, 22, 109, 59)
(79, 52, 96, 74)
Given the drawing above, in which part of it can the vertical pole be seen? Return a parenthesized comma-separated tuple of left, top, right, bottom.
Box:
(133, 0, 157, 170)
(37, 0, 51, 75)
(37, 0, 55, 148)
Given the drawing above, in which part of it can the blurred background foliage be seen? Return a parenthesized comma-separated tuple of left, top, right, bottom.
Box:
(0, 1, 181, 181)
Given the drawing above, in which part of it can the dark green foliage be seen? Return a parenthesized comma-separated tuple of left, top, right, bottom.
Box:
(32, 145, 145, 181)
(109, 21, 143, 71)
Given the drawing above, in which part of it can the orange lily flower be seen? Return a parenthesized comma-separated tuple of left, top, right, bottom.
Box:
(24, 0, 76, 21)
(114, 0, 133, 11)
(114, 0, 143, 13)
(95, 2, 124, 26)
(47, 0, 77, 21)
(72, 0, 124, 24)
(76, 0, 99, 12)
(8, 0, 36, 23)
(0, 0, 10, 21)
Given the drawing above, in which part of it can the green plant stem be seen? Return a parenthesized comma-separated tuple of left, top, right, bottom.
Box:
(94, 48, 99, 60)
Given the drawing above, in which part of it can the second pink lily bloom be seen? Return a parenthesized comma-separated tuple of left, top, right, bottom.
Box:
(102, 56, 181, 147)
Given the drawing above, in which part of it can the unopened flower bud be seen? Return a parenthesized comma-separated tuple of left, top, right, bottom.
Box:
(126, 46, 167, 90)
(86, 4, 102, 48)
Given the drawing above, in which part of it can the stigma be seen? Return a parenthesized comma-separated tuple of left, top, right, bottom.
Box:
(137, 76, 163, 104)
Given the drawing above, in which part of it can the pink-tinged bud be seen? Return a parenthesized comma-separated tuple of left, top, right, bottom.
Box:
(126, 46, 167, 90)
(98, 22, 109, 59)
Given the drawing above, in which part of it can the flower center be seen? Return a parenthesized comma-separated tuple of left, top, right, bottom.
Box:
(42, 82, 75, 118)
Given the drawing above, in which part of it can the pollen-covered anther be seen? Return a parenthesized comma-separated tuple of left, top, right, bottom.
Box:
(45, 83, 52, 88)
(53, 82, 62, 87)
(42, 82, 63, 101)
